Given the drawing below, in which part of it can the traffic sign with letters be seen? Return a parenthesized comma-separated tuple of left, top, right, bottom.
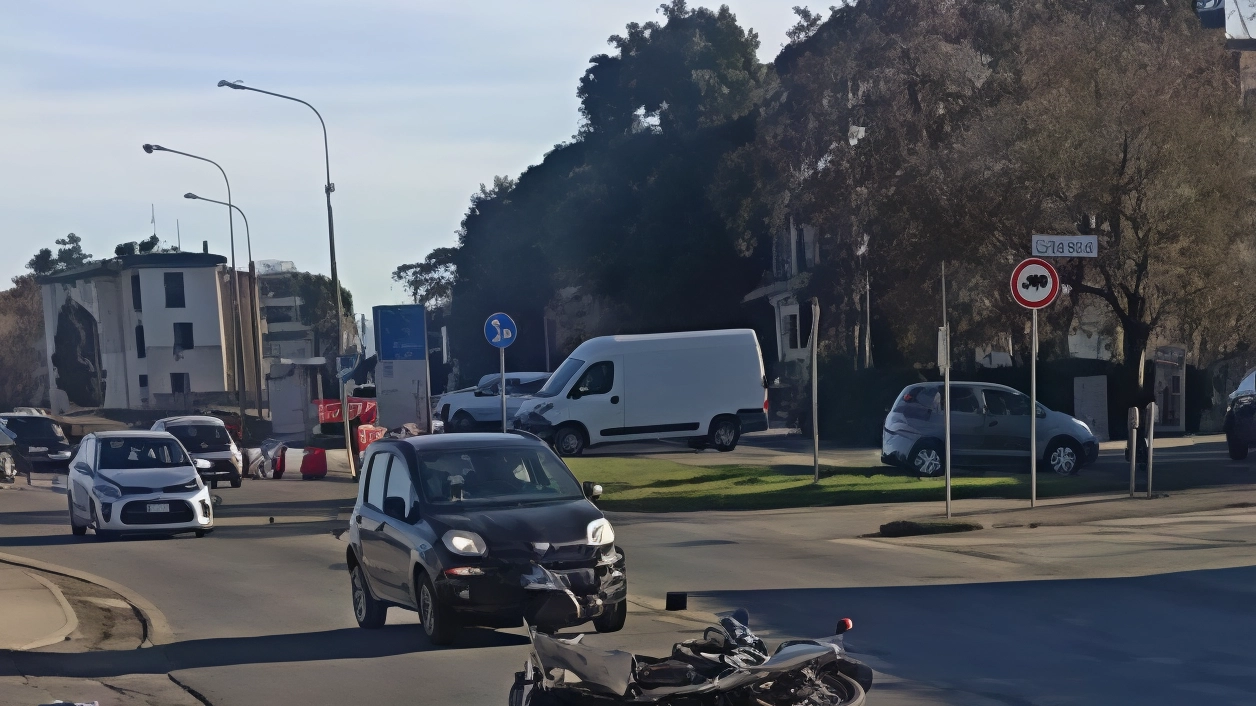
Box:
(1010, 258, 1060, 310)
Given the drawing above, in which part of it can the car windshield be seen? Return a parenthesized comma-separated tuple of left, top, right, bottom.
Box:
(415, 446, 584, 506)
(98, 438, 190, 469)
(0, 417, 65, 440)
(534, 358, 584, 398)
(166, 424, 232, 452)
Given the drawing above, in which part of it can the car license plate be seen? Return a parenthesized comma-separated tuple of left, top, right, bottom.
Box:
(147, 503, 170, 513)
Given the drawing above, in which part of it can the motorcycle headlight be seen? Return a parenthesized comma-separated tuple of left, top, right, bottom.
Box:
(586, 518, 615, 546)
(94, 482, 122, 501)
(442, 530, 487, 557)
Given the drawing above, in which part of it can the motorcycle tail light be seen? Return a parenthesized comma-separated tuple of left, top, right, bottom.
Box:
(835, 617, 853, 634)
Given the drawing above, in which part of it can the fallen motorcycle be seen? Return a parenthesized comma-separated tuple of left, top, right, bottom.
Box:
(509, 608, 872, 705)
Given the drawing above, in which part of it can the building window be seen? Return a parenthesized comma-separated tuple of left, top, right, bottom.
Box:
(170, 373, 190, 394)
(135, 325, 146, 358)
(131, 274, 142, 312)
(786, 313, 800, 350)
(173, 322, 194, 351)
(164, 272, 185, 308)
(138, 375, 149, 388)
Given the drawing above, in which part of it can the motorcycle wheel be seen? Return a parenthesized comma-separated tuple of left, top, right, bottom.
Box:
(816, 669, 867, 706)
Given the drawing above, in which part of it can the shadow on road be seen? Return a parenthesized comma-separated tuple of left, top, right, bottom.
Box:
(688, 566, 1256, 705)
(2, 626, 528, 679)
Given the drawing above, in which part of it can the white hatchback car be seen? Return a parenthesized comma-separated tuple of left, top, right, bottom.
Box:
(67, 431, 214, 540)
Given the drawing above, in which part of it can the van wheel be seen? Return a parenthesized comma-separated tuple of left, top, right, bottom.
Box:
(709, 417, 740, 452)
(910, 440, 944, 477)
(554, 426, 585, 457)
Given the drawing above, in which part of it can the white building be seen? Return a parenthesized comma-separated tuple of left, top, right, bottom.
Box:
(742, 219, 819, 367)
(37, 251, 260, 413)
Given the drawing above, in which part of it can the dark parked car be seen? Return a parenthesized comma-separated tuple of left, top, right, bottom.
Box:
(1224, 369, 1256, 460)
(0, 413, 74, 473)
(346, 431, 627, 645)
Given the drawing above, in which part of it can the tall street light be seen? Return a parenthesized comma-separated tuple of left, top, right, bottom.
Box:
(186, 192, 264, 419)
(217, 80, 356, 476)
(142, 144, 248, 436)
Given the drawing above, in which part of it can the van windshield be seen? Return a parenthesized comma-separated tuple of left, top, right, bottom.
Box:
(534, 358, 584, 398)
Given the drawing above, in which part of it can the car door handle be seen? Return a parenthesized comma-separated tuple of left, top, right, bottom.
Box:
(610, 396, 620, 404)
(988, 420, 998, 427)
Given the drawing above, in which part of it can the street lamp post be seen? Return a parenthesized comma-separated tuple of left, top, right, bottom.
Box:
(217, 80, 356, 476)
(186, 193, 264, 419)
(142, 144, 248, 438)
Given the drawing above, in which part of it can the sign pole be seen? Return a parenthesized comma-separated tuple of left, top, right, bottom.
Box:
(1146, 401, 1156, 498)
(811, 297, 821, 485)
(1128, 407, 1139, 497)
(1031, 308, 1037, 508)
(500, 347, 507, 433)
(942, 263, 951, 519)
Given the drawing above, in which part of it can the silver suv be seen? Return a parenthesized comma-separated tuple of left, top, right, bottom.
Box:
(881, 382, 1098, 476)
(346, 431, 627, 646)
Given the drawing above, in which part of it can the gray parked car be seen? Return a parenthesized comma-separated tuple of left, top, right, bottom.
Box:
(881, 382, 1098, 476)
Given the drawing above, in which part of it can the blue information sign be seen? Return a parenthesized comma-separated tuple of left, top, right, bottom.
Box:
(373, 305, 427, 361)
(336, 354, 361, 383)
(484, 312, 517, 348)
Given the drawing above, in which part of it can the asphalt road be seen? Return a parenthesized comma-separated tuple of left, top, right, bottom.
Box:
(1, 436, 1254, 705)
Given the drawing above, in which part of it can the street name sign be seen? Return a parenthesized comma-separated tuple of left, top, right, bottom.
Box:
(1010, 258, 1060, 310)
(1032, 234, 1097, 258)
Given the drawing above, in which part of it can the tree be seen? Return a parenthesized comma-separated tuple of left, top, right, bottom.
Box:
(114, 235, 174, 258)
(392, 247, 456, 306)
(0, 276, 47, 410)
(27, 233, 93, 275)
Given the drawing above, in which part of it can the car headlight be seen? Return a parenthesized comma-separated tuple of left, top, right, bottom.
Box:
(93, 482, 122, 501)
(536, 402, 554, 415)
(166, 478, 202, 492)
(442, 530, 487, 557)
(586, 518, 615, 546)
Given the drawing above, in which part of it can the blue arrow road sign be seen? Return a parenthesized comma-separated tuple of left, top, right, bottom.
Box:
(484, 312, 517, 348)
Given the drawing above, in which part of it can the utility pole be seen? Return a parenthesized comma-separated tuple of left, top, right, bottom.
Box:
(810, 297, 821, 484)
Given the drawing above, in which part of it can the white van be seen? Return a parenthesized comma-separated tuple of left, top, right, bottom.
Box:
(513, 329, 768, 456)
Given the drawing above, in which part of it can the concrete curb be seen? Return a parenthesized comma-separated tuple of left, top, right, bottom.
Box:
(627, 594, 719, 625)
(17, 572, 79, 650)
(0, 551, 174, 647)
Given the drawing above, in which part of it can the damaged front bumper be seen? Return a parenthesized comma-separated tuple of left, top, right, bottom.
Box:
(435, 546, 627, 630)
(513, 412, 555, 441)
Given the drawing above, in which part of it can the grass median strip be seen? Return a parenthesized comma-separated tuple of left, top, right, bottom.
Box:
(565, 457, 1128, 513)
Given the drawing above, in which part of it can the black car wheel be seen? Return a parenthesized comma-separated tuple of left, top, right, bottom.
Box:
(553, 426, 585, 457)
(910, 440, 944, 477)
(68, 493, 87, 536)
(0, 450, 15, 482)
(592, 599, 627, 633)
(1228, 433, 1248, 461)
(418, 573, 458, 645)
(709, 417, 740, 452)
(351, 563, 386, 629)
(450, 411, 476, 434)
(1046, 439, 1082, 476)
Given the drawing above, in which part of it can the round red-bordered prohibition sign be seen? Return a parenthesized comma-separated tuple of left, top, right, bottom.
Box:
(1009, 257, 1059, 310)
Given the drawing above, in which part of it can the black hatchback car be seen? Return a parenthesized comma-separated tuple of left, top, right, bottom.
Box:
(0, 413, 74, 473)
(346, 431, 627, 645)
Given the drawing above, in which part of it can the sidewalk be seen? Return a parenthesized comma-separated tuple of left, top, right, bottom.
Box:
(0, 565, 76, 651)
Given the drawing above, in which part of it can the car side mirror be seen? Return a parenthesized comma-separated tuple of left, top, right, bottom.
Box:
(194, 458, 213, 470)
(383, 496, 407, 521)
(73, 461, 92, 475)
(583, 481, 602, 501)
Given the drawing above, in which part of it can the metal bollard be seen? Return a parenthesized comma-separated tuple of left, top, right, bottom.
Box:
(1145, 401, 1156, 498)
(1127, 407, 1139, 497)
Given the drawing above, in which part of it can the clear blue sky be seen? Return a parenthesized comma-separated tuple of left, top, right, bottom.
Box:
(0, 1, 795, 312)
